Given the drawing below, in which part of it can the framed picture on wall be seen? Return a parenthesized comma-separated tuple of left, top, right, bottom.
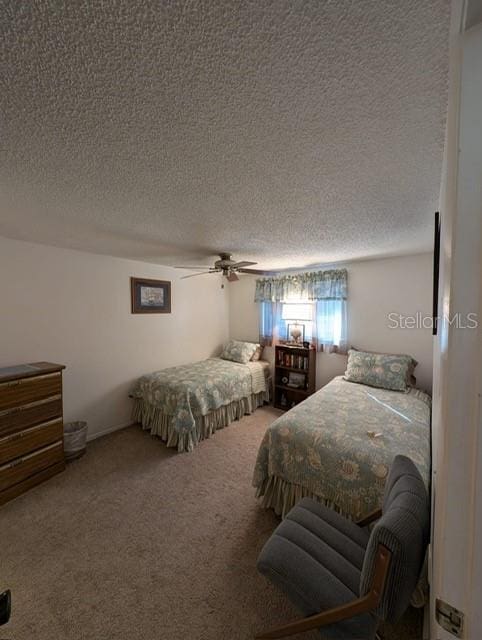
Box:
(131, 277, 171, 314)
(433, 211, 440, 335)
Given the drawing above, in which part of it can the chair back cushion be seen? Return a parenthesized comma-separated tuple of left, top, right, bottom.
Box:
(359, 455, 429, 623)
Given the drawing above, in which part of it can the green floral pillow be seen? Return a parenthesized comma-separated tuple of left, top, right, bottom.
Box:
(344, 349, 413, 392)
(351, 346, 418, 386)
(220, 340, 258, 364)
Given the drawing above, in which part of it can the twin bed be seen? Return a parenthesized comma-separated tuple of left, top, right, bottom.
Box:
(130, 354, 270, 452)
(131, 344, 431, 524)
(253, 375, 431, 520)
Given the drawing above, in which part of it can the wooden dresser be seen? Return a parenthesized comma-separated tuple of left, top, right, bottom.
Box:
(0, 362, 66, 505)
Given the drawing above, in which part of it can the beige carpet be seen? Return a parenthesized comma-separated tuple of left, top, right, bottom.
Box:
(1, 407, 422, 639)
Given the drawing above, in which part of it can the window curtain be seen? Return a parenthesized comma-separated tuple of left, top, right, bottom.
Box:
(258, 301, 283, 347)
(254, 269, 347, 303)
(259, 301, 273, 347)
(255, 269, 348, 353)
(312, 298, 348, 353)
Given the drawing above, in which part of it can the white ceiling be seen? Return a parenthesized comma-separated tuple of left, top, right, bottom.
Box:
(0, 1, 450, 270)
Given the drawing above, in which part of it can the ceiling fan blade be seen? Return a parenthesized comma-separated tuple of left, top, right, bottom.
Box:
(180, 271, 214, 279)
(231, 261, 257, 269)
(238, 268, 276, 275)
(175, 266, 212, 271)
(226, 272, 239, 282)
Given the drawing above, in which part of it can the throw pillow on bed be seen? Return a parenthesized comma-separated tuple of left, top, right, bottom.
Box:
(350, 346, 418, 387)
(344, 349, 413, 392)
(250, 345, 264, 361)
(220, 340, 258, 364)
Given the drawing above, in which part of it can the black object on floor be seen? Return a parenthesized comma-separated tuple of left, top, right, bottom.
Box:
(0, 590, 11, 625)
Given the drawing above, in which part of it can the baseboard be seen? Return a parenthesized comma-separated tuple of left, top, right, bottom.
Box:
(86, 421, 135, 442)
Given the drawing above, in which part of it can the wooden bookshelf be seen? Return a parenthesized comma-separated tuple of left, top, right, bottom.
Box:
(274, 344, 316, 411)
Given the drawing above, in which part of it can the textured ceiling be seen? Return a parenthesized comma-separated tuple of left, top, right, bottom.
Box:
(0, 0, 450, 269)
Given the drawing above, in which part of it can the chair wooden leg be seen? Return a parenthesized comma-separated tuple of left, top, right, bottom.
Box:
(255, 545, 391, 639)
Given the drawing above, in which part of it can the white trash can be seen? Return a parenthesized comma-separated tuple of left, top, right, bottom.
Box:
(64, 421, 87, 461)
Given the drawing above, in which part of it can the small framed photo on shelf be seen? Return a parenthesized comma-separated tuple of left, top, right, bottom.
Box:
(286, 323, 305, 344)
(131, 277, 171, 314)
(287, 372, 306, 389)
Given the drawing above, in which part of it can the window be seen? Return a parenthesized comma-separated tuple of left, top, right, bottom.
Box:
(314, 300, 343, 346)
(255, 269, 348, 351)
(280, 301, 314, 342)
(259, 298, 345, 348)
(281, 302, 313, 321)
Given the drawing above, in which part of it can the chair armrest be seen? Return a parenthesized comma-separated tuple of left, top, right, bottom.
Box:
(255, 594, 374, 639)
(356, 508, 382, 527)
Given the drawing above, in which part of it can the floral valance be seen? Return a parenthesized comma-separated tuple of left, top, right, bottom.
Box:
(254, 269, 347, 302)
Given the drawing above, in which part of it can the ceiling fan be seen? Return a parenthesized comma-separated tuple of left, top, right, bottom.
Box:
(175, 253, 259, 282)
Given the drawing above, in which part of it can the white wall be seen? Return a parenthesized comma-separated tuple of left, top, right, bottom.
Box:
(0, 237, 433, 443)
(431, 13, 482, 639)
(0, 236, 229, 439)
(229, 253, 434, 392)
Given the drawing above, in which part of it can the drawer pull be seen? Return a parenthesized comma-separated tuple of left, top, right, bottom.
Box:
(6, 432, 23, 442)
(9, 458, 23, 468)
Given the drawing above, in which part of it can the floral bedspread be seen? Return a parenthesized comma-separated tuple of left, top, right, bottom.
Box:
(253, 376, 431, 519)
(130, 357, 266, 435)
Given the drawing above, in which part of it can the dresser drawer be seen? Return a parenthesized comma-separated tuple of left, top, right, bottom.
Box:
(0, 397, 63, 438)
(0, 461, 65, 506)
(0, 441, 64, 492)
(0, 419, 63, 465)
(0, 373, 62, 411)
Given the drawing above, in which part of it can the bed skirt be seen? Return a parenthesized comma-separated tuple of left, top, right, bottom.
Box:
(132, 389, 267, 453)
(254, 474, 346, 519)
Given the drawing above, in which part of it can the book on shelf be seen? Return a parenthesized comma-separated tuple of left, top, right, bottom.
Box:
(276, 350, 309, 370)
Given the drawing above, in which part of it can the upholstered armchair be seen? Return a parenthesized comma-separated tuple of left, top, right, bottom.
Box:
(256, 455, 429, 639)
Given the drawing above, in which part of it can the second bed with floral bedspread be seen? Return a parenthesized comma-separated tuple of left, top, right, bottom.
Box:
(131, 357, 269, 452)
(253, 375, 430, 519)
